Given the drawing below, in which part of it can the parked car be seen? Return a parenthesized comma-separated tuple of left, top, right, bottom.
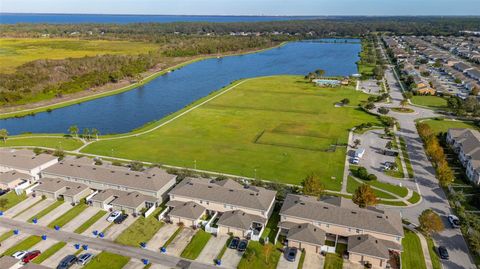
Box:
(57, 255, 78, 269)
(107, 211, 122, 222)
(286, 247, 298, 262)
(438, 246, 449, 260)
(0, 189, 8, 196)
(447, 215, 460, 228)
(11, 250, 28, 259)
(77, 253, 94, 265)
(114, 214, 128, 224)
(22, 250, 41, 263)
(237, 239, 248, 252)
(228, 237, 240, 249)
(350, 157, 359, 164)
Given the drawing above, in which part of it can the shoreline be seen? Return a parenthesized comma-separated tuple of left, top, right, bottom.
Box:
(0, 41, 287, 120)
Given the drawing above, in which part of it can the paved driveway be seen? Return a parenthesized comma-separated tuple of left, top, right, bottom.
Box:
(123, 258, 145, 269)
(82, 215, 111, 237)
(41, 243, 78, 268)
(33, 238, 58, 252)
(104, 215, 137, 240)
(219, 248, 243, 269)
(62, 206, 102, 232)
(146, 224, 178, 252)
(14, 199, 55, 222)
(197, 235, 228, 264)
(167, 228, 196, 256)
(0, 233, 28, 253)
(276, 248, 299, 269)
(39, 202, 73, 226)
(302, 252, 324, 269)
(4, 195, 41, 218)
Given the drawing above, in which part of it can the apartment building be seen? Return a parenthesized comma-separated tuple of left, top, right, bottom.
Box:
(447, 128, 480, 184)
(0, 149, 58, 180)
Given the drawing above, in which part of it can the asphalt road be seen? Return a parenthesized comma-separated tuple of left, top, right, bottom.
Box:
(0, 217, 216, 269)
(380, 66, 476, 269)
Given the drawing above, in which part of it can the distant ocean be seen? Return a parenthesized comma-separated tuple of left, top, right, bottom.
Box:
(0, 13, 321, 24)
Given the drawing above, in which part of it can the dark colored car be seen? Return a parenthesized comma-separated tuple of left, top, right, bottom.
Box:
(22, 250, 41, 263)
(286, 247, 298, 262)
(0, 189, 8, 196)
(228, 237, 240, 249)
(237, 239, 248, 252)
(438, 246, 449, 260)
(114, 214, 128, 224)
(56, 255, 78, 269)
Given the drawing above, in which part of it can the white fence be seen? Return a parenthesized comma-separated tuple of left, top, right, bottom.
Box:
(157, 206, 170, 221)
(144, 204, 157, 218)
(205, 212, 219, 234)
(18, 182, 38, 195)
(320, 245, 336, 253)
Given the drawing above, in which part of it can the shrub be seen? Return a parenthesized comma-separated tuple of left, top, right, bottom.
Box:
(367, 174, 378, 181)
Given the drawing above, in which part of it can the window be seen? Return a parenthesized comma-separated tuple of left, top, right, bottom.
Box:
(396, 237, 400, 241)
(348, 228, 352, 232)
(326, 224, 330, 228)
(356, 229, 361, 233)
(206, 201, 209, 205)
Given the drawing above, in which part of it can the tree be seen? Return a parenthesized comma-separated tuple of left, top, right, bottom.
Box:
(0, 129, 8, 143)
(400, 99, 409, 108)
(53, 149, 65, 160)
(352, 184, 377, 208)
(353, 139, 361, 148)
(130, 161, 144, 171)
(472, 87, 480, 96)
(263, 243, 274, 264)
(450, 190, 466, 205)
(436, 159, 454, 187)
(314, 69, 325, 78)
(302, 173, 325, 197)
(83, 128, 90, 140)
(378, 107, 389, 115)
(33, 147, 43, 155)
(305, 72, 316, 82)
(418, 209, 444, 236)
(68, 125, 79, 137)
(341, 98, 350, 105)
(0, 198, 8, 210)
(91, 128, 100, 140)
(365, 102, 375, 110)
(356, 167, 369, 180)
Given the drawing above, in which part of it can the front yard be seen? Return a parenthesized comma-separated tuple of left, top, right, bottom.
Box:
(180, 229, 212, 260)
(401, 229, 427, 269)
(115, 208, 164, 247)
(237, 241, 281, 269)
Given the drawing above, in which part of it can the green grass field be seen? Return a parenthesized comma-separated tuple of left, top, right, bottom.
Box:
(82, 76, 379, 189)
(421, 119, 479, 134)
(180, 229, 212, 260)
(1, 136, 83, 150)
(411, 96, 448, 109)
(238, 241, 281, 269)
(115, 208, 164, 247)
(324, 243, 347, 269)
(83, 251, 130, 269)
(401, 229, 427, 269)
(0, 191, 27, 211)
(0, 38, 160, 73)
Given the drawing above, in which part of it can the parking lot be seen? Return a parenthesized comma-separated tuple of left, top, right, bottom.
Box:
(197, 235, 228, 264)
(146, 224, 178, 252)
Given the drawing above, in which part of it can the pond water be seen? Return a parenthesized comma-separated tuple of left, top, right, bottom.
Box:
(1, 39, 361, 135)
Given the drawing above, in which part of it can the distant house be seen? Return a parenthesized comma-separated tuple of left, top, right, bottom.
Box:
(90, 189, 157, 214)
(0, 170, 31, 190)
(447, 128, 480, 184)
(166, 177, 276, 241)
(278, 195, 403, 268)
(0, 149, 58, 179)
(454, 62, 473, 73)
(465, 68, 480, 82)
(415, 82, 436, 95)
(33, 177, 91, 204)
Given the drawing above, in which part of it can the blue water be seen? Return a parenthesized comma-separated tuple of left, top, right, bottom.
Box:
(0, 40, 361, 135)
(0, 13, 320, 24)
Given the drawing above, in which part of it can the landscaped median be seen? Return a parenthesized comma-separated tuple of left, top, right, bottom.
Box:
(401, 228, 427, 269)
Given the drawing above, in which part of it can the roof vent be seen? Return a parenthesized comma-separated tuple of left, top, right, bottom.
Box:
(375, 240, 378, 243)
(300, 202, 305, 205)
(207, 186, 212, 188)
(376, 216, 382, 219)
(250, 193, 254, 196)
(111, 171, 115, 173)
(351, 211, 357, 214)
(93, 167, 96, 170)
(126, 173, 130, 175)
(229, 189, 234, 192)
(70, 164, 74, 166)
(314, 228, 317, 232)
(136, 175, 140, 177)
(357, 236, 361, 240)
(323, 206, 328, 209)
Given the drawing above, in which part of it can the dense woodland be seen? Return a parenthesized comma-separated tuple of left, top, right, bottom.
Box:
(1, 17, 480, 106)
(0, 35, 280, 105)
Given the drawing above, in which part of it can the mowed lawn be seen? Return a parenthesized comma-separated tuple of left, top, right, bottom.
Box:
(421, 118, 479, 135)
(0, 38, 160, 73)
(83, 76, 379, 189)
(1, 136, 84, 151)
(411, 95, 448, 108)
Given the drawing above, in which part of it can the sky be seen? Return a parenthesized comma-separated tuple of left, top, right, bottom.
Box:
(1, 0, 480, 16)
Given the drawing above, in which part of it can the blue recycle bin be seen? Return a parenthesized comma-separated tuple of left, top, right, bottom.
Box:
(82, 245, 88, 250)
(140, 242, 146, 248)
(32, 218, 38, 224)
(98, 232, 104, 238)
(216, 259, 222, 266)
(142, 259, 149, 265)
(13, 229, 19, 235)
(74, 244, 80, 250)
(92, 230, 98, 236)
(0, 211, 4, 216)
(41, 235, 47, 240)
(54, 225, 60, 231)
(160, 247, 166, 253)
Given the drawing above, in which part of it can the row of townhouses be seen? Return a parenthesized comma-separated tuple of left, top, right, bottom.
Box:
(447, 128, 480, 184)
(0, 149, 403, 268)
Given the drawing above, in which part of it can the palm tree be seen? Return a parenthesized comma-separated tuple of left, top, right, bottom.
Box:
(68, 125, 79, 137)
(400, 99, 409, 108)
(0, 129, 8, 143)
(314, 69, 325, 78)
(91, 128, 100, 140)
(83, 128, 90, 140)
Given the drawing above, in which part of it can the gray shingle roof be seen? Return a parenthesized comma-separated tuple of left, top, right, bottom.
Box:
(280, 222, 326, 246)
(42, 159, 175, 192)
(347, 234, 402, 259)
(169, 178, 276, 212)
(0, 170, 30, 184)
(91, 189, 156, 208)
(167, 201, 206, 220)
(280, 195, 403, 237)
(34, 177, 89, 196)
(0, 149, 57, 171)
(217, 210, 266, 230)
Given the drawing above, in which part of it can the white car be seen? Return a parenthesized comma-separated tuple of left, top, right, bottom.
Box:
(351, 157, 360, 164)
(11, 250, 28, 259)
(107, 211, 121, 222)
(447, 215, 460, 228)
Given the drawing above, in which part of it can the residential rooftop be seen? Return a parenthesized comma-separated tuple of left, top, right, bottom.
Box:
(217, 209, 266, 230)
(34, 177, 89, 197)
(0, 170, 30, 184)
(0, 149, 57, 171)
(347, 234, 402, 259)
(91, 189, 156, 209)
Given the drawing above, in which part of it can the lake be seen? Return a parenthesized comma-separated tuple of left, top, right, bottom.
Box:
(0, 13, 321, 24)
(0, 40, 361, 135)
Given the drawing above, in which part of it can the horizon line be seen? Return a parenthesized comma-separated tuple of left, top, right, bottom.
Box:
(1, 12, 480, 17)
